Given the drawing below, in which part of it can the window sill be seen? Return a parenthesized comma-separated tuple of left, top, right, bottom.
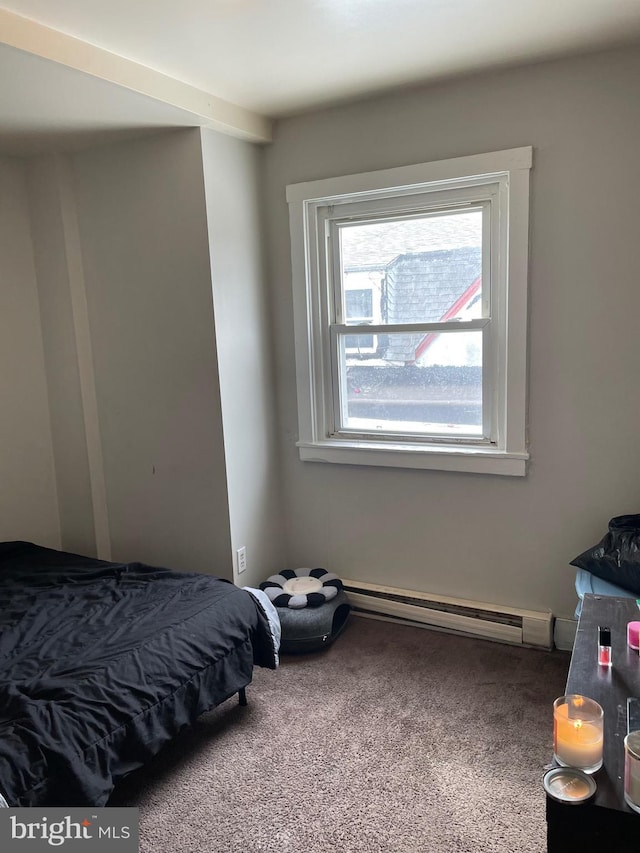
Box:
(297, 440, 528, 476)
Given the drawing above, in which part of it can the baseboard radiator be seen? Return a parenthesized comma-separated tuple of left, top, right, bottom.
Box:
(342, 578, 553, 649)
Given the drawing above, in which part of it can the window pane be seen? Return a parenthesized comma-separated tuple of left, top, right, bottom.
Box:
(340, 210, 483, 326)
(341, 330, 482, 436)
(345, 289, 373, 321)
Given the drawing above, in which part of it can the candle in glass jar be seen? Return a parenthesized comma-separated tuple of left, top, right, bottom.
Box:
(553, 695, 604, 773)
(624, 731, 640, 813)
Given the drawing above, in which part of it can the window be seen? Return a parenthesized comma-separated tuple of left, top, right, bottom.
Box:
(344, 287, 374, 351)
(286, 147, 532, 475)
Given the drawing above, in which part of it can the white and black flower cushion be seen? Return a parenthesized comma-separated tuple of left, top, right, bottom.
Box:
(259, 568, 343, 609)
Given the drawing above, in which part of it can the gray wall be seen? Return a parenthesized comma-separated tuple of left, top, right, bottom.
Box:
(4, 127, 284, 584)
(71, 129, 234, 576)
(0, 157, 60, 547)
(200, 129, 285, 587)
(26, 155, 97, 557)
(264, 44, 640, 619)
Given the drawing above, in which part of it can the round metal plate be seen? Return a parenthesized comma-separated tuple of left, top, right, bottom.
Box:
(543, 767, 597, 804)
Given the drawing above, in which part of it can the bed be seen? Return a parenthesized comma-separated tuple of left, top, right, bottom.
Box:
(0, 541, 280, 807)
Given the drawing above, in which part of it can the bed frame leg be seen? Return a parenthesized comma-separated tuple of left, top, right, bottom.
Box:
(238, 687, 247, 706)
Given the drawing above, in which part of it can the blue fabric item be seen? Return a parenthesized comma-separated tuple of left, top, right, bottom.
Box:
(244, 587, 282, 667)
(574, 568, 636, 618)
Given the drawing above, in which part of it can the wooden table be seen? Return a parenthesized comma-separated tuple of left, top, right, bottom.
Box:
(546, 594, 640, 851)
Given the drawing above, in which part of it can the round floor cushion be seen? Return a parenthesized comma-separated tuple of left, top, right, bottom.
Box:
(277, 590, 352, 654)
(259, 568, 343, 609)
(259, 569, 351, 653)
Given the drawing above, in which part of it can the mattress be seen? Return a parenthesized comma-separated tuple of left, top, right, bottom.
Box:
(0, 541, 279, 807)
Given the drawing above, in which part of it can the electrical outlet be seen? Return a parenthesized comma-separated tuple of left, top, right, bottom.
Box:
(236, 546, 247, 574)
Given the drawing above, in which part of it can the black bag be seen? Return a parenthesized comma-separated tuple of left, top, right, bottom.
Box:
(571, 514, 640, 596)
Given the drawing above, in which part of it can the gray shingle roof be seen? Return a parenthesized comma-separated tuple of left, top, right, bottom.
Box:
(382, 246, 481, 363)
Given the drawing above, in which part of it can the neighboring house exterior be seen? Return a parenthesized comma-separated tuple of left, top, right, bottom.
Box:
(381, 246, 482, 364)
(344, 245, 482, 366)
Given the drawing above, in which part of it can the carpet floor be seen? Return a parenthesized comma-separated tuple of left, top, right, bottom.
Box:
(110, 614, 569, 853)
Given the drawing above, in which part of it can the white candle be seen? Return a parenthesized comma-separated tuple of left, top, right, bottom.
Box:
(625, 758, 640, 805)
(554, 699, 603, 771)
(624, 732, 640, 813)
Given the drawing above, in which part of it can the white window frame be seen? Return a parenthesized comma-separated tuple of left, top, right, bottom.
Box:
(286, 147, 532, 476)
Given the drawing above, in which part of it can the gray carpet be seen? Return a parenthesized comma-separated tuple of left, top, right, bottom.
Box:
(110, 615, 569, 853)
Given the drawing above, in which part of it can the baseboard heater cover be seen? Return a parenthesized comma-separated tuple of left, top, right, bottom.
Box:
(341, 578, 553, 649)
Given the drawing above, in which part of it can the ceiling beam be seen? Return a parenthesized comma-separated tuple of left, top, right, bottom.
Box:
(0, 7, 272, 143)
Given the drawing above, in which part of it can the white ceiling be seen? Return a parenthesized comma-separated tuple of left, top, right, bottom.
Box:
(1, 0, 640, 154)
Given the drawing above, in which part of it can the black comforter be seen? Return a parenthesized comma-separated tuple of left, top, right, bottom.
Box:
(0, 541, 278, 807)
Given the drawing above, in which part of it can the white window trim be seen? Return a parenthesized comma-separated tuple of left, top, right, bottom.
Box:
(286, 147, 532, 476)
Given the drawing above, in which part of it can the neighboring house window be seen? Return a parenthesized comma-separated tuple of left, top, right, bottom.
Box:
(344, 286, 375, 352)
(286, 147, 532, 475)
